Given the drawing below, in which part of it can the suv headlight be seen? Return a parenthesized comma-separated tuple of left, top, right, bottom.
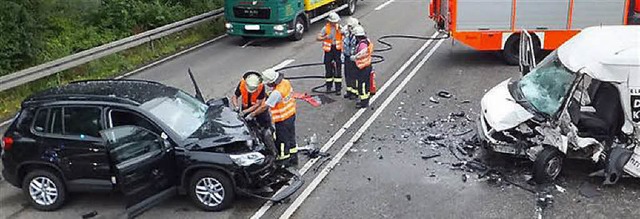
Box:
(273, 24, 285, 31)
(230, 152, 265, 166)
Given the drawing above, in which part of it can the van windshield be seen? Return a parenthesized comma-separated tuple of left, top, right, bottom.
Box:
(517, 51, 577, 116)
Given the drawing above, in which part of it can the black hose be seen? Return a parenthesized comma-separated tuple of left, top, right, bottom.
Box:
(279, 33, 450, 94)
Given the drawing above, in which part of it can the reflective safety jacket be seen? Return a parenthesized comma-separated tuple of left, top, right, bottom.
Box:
(270, 80, 296, 123)
(239, 79, 264, 109)
(356, 39, 374, 69)
(322, 23, 343, 52)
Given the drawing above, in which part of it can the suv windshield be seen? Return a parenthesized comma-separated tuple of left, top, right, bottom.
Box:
(140, 91, 208, 140)
(517, 51, 576, 116)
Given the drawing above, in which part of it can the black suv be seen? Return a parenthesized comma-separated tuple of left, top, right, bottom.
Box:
(1, 79, 302, 216)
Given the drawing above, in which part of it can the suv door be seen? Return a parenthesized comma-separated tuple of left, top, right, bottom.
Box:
(100, 126, 177, 218)
(31, 106, 112, 191)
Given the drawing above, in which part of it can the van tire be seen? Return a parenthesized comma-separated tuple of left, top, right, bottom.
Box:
(533, 147, 563, 184)
(502, 33, 541, 66)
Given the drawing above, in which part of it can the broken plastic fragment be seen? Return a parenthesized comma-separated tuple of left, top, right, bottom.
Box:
(437, 90, 452, 98)
(429, 97, 440, 104)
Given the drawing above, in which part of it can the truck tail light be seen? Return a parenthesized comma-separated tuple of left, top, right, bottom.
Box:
(2, 137, 13, 151)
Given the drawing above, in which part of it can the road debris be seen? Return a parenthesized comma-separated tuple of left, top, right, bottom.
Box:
(429, 96, 440, 104)
(462, 174, 468, 182)
(578, 182, 602, 198)
(437, 90, 452, 98)
(405, 194, 412, 201)
(81, 211, 98, 219)
(421, 153, 441, 160)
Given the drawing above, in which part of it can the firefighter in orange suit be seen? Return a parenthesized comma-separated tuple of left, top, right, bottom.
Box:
(258, 69, 298, 167)
(350, 25, 374, 109)
(316, 12, 343, 94)
(231, 71, 271, 128)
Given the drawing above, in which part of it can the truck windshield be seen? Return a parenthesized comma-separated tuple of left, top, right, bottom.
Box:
(517, 51, 576, 116)
(140, 91, 208, 140)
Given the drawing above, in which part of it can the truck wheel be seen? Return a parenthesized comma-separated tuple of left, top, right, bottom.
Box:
(289, 17, 305, 41)
(22, 170, 67, 211)
(340, 0, 357, 16)
(189, 170, 234, 211)
(533, 147, 563, 184)
(502, 33, 541, 66)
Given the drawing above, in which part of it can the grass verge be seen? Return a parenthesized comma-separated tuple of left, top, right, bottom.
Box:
(0, 18, 226, 121)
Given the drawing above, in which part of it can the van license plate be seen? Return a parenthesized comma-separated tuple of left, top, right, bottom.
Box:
(245, 25, 260, 30)
(623, 153, 640, 177)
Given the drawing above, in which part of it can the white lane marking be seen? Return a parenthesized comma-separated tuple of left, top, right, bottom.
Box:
(375, 0, 396, 10)
(249, 31, 442, 219)
(241, 39, 257, 48)
(272, 59, 296, 70)
(279, 39, 446, 219)
(310, 4, 349, 24)
(115, 34, 228, 79)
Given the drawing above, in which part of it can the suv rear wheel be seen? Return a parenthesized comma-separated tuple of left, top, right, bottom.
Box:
(22, 170, 67, 211)
(189, 170, 234, 211)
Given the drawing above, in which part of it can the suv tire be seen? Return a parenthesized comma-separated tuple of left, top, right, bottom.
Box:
(22, 170, 67, 211)
(189, 170, 234, 211)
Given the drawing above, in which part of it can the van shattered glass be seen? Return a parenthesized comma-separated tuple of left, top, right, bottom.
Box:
(518, 51, 576, 116)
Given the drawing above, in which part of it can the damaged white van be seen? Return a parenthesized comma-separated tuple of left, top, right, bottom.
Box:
(477, 26, 640, 183)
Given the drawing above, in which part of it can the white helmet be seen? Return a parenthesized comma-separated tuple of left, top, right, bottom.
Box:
(345, 17, 359, 27)
(262, 68, 280, 84)
(245, 73, 261, 92)
(353, 25, 366, 36)
(327, 12, 340, 23)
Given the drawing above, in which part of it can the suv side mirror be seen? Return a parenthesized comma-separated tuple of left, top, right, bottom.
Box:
(160, 132, 172, 152)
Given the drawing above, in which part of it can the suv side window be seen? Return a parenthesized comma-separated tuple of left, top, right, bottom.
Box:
(109, 109, 162, 135)
(33, 109, 48, 133)
(64, 107, 102, 138)
(32, 107, 63, 134)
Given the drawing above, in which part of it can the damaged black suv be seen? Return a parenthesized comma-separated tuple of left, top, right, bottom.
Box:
(1, 80, 302, 216)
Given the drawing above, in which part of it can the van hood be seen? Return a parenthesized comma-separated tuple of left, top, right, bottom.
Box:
(481, 79, 534, 132)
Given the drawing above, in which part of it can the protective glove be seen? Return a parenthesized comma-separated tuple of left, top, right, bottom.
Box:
(238, 110, 246, 118)
(350, 55, 356, 61)
(233, 106, 241, 112)
(244, 114, 255, 121)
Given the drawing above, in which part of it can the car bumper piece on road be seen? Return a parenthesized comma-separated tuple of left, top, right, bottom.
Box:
(477, 115, 527, 156)
(237, 167, 303, 202)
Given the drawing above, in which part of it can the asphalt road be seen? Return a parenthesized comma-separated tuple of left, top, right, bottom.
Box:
(2, 0, 640, 218)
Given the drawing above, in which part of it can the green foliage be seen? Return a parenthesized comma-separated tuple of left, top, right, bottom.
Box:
(0, 0, 223, 76)
(0, 18, 225, 121)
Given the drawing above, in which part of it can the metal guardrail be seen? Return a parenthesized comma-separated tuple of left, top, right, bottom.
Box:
(0, 8, 224, 92)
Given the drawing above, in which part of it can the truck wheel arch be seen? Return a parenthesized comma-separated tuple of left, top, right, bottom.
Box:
(502, 32, 543, 66)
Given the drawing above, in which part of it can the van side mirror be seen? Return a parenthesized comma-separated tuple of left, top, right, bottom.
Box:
(519, 30, 537, 76)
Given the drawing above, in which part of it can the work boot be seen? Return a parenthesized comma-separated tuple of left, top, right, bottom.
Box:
(356, 99, 369, 109)
(343, 92, 352, 99)
(326, 85, 333, 93)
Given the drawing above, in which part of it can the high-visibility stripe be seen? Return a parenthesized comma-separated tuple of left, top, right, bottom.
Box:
(360, 82, 370, 99)
(289, 147, 298, 154)
(326, 78, 333, 82)
(333, 78, 343, 82)
(277, 143, 290, 160)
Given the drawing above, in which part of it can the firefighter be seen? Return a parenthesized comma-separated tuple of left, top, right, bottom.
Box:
(259, 69, 298, 167)
(342, 17, 360, 100)
(316, 12, 343, 94)
(231, 71, 272, 128)
(350, 25, 374, 109)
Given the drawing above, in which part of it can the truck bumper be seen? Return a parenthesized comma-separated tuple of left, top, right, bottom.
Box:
(226, 22, 295, 38)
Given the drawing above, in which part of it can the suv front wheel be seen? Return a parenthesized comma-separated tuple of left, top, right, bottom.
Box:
(189, 170, 234, 211)
(22, 170, 67, 211)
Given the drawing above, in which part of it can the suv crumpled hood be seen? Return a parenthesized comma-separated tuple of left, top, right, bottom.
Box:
(186, 104, 252, 149)
(481, 79, 534, 132)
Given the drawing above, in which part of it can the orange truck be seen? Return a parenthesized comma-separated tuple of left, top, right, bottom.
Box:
(429, 0, 640, 64)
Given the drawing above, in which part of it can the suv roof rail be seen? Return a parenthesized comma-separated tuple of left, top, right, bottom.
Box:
(25, 94, 140, 106)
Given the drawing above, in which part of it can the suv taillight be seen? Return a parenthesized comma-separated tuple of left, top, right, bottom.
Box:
(1, 137, 13, 151)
